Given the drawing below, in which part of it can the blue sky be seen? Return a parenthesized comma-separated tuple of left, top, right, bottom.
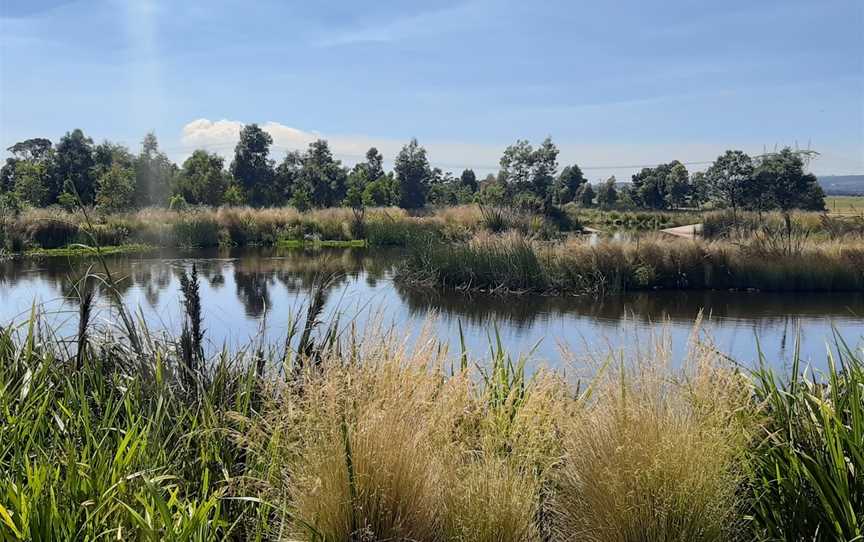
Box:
(1, 0, 862, 178)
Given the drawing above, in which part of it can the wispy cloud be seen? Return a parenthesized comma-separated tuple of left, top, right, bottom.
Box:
(314, 0, 487, 47)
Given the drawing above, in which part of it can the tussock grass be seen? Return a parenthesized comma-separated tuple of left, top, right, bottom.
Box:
(400, 231, 864, 294)
(551, 340, 754, 541)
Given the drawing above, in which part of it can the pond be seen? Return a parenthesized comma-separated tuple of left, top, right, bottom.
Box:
(2, 247, 862, 373)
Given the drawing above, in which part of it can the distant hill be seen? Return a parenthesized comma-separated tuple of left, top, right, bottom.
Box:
(818, 175, 864, 196)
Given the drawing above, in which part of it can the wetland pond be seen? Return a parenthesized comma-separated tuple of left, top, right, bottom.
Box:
(2, 246, 862, 373)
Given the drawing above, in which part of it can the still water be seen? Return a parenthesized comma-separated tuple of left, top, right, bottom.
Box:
(1, 247, 862, 373)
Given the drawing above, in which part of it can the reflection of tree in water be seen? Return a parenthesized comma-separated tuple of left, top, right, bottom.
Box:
(396, 285, 864, 330)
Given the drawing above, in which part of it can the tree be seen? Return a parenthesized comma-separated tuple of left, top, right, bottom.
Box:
(3, 139, 54, 205)
(95, 163, 136, 212)
(555, 164, 586, 204)
(754, 148, 826, 235)
(274, 151, 303, 205)
(176, 150, 228, 206)
(630, 161, 685, 210)
(362, 173, 399, 207)
(361, 147, 385, 181)
(498, 137, 559, 212)
(53, 129, 96, 204)
(576, 182, 595, 207)
(135, 133, 174, 206)
(0, 158, 18, 194)
(13, 160, 50, 206)
(705, 150, 754, 214)
(394, 138, 431, 209)
(755, 148, 826, 213)
(7, 138, 52, 162)
(664, 163, 689, 209)
(93, 141, 134, 178)
(230, 124, 275, 207)
(296, 140, 347, 208)
(597, 176, 618, 209)
(460, 169, 478, 193)
(689, 171, 709, 209)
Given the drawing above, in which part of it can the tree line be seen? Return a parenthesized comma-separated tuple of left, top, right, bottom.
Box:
(1, 125, 825, 213)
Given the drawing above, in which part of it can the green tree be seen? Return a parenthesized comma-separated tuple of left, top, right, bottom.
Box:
(689, 171, 709, 209)
(705, 150, 754, 214)
(361, 147, 385, 181)
(499, 138, 559, 212)
(274, 151, 303, 205)
(95, 163, 136, 212)
(135, 133, 174, 207)
(395, 138, 431, 209)
(53, 129, 96, 204)
(555, 164, 586, 204)
(13, 160, 50, 206)
(1, 158, 18, 194)
(755, 148, 826, 212)
(176, 150, 228, 206)
(297, 140, 347, 208)
(576, 182, 595, 207)
(7, 138, 52, 162)
(94, 141, 134, 173)
(3, 138, 55, 204)
(230, 124, 275, 207)
(631, 161, 685, 210)
(597, 176, 618, 209)
(460, 169, 478, 193)
(664, 163, 690, 209)
(362, 173, 399, 206)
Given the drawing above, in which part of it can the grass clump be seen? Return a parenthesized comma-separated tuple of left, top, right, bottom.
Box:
(749, 340, 864, 541)
(551, 341, 754, 541)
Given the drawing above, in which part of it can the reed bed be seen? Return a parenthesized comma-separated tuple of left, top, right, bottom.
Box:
(399, 231, 864, 294)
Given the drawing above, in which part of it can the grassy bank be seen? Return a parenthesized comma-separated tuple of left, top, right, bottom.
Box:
(0, 204, 577, 254)
(0, 285, 861, 540)
(399, 231, 864, 294)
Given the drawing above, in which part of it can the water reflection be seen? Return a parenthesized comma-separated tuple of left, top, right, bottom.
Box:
(1, 247, 862, 371)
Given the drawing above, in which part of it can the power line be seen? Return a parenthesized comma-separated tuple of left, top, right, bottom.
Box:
(159, 141, 719, 173)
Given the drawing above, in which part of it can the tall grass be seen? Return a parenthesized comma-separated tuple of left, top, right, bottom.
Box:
(0, 310, 267, 540)
(702, 209, 864, 240)
(400, 232, 864, 294)
(551, 341, 754, 541)
(749, 338, 864, 541)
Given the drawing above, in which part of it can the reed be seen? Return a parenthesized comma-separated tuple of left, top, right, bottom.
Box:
(399, 232, 864, 294)
(749, 338, 864, 541)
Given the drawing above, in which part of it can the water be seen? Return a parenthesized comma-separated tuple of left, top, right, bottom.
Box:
(2, 247, 862, 373)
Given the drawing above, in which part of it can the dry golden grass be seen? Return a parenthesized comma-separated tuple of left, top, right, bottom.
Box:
(239, 321, 757, 542)
(551, 339, 755, 542)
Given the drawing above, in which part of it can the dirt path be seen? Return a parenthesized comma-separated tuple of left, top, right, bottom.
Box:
(660, 223, 702, 239)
